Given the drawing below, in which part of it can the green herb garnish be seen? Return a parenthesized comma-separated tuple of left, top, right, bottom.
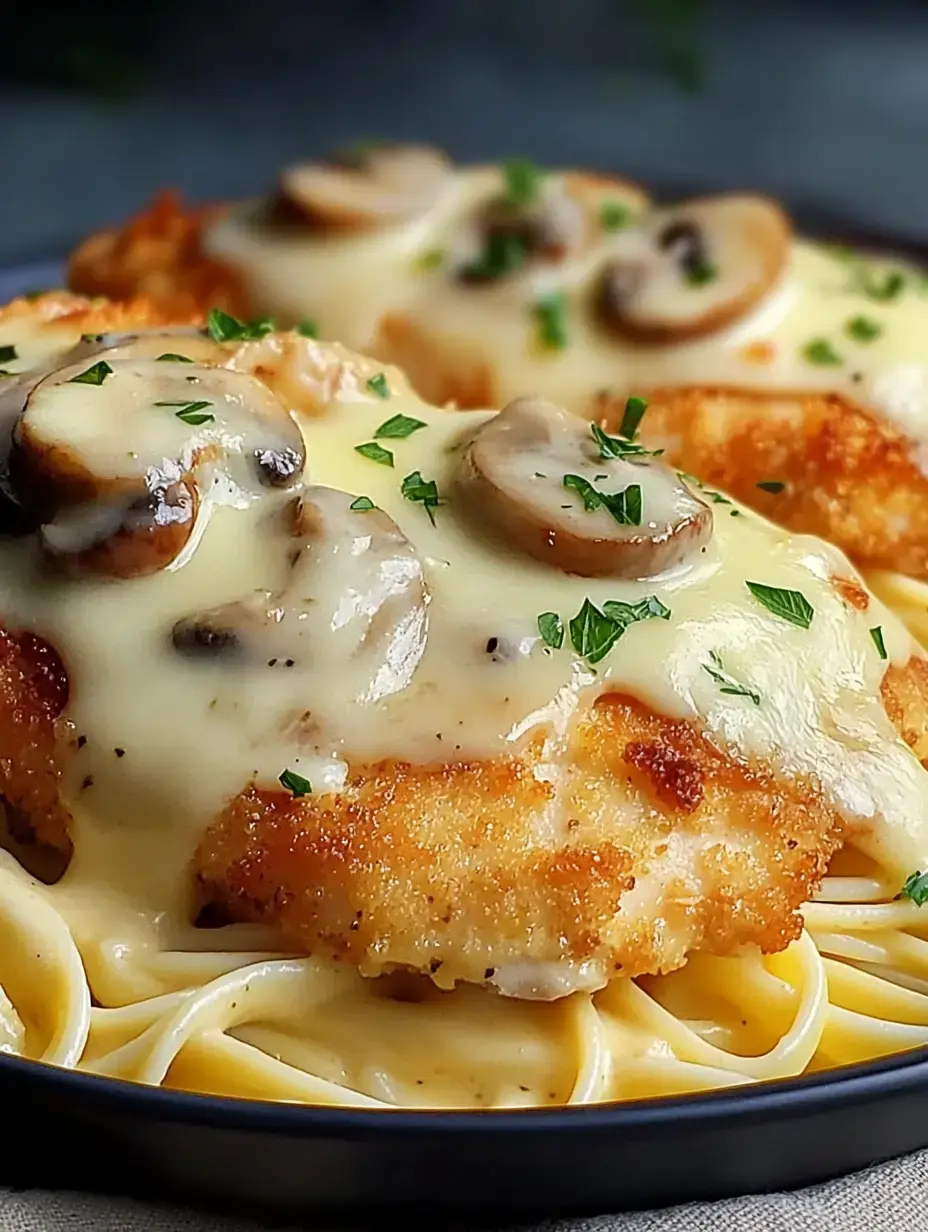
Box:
(401, 470, 442, 525)
(502, 157, 541, 207)
(155, 399, 215, 426)
(416, 248, 445, 270)
(349, 496, 376, 512)
(156, 352, 194, 363)
(684, 260, 718, 287)
(870, 626, 888, 660)
(68, 361, 112, 386)
(461, 232, 528, 281)
(746, 581, 814, 629)
(366, 373, 391, 399)
(569, 599, 624, 665)
(355, 441, 394, 467)
(206, 308, 276, 342)
(374, 413, 425, 439)
(80, 333, 103, 344)
(297, 319, 319, 338)
(756, 480, 785, 494)
(537, 612, 565, 650)
(855, 268, 905, 302)
(802, 338, 843, 366)
(845, 314, 883, 342)
(602, 596, 671, 626)
(533, 291, 569, 350)
(703, 650, 761, 705)
(0, 345, 17, 364)
(590, 422, 662, 461)
(619, 395, 648, 440)
(899, 870, 928, 906)
(600, 200, 631, 232)
(279, 768, 312, 798)
(562, 474, 642, 525)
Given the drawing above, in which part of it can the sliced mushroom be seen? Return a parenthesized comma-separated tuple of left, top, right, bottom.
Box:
(457, 396, 712, 578)
(172, 487, 428, 703)
(278, 144, 453, 233)
(9, 350, 304, 578)
(595, 194, 791, 343)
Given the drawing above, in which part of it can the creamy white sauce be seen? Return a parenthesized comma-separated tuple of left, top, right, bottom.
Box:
(0, 324, 924, 957)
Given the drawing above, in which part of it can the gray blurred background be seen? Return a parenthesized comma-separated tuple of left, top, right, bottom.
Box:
(2, 0, 928, 265)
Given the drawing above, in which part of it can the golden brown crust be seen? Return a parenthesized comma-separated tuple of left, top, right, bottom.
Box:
(594, 386, 928, 580)
(193, 690, 853, 988)
(881, 656, 928, 766)
(0, 289, 203, 333)
(67, 191, 249, 321)
(373, 312, 497, 409)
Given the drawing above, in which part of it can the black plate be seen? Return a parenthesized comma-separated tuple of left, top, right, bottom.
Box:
(3, 253, 928, 1222)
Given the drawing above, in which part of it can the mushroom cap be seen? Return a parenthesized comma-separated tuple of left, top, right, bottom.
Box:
(457, 396, 713, 579)
(9, 343, 305, 578)
(172, 486, 428, 704)
(278, 144, 454, 233)
(596, 193, 791, 343)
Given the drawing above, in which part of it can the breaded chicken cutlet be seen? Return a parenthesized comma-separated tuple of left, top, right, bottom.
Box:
(2, 303, 928, 1000)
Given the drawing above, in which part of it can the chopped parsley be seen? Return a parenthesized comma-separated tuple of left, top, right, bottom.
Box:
(366, 373, 391, 399)
(568, 594, 670, 665)
(870, 625, 888, 660)
(533, 291, 569, 350)
(590, 422, 662, 461)
(349, 496, 376, 512)
(156, 352, 194, 363)
(0, 345, 17, 364)
(155, 399, 215, 426)
(416, 248, 445, 270)
(756, 480, 785, 494)
(355, 441, 394, 467)
(562, 474, 642, 526)
(502, 157, 541, 207)
(461, 232, 528, 281)
(279, 768, 312, 798)
(68, 360, 112, 386)
(684, 260, 718, 287)
(537, 612, 565, 650)
(401, 470, 442, 525)
(297, 319, 319, 338)
(845, 314, 883, 342)
(854, 267, 905, 303)
(206, 308, 276, 342)
(899, 870, 928, 906)
(374, 413, 426, 439)
(80, 333, 104, 344)
(802, 338, 843, 366)
(600, 200, 631, 232)
(746, 581, 814, 629)
(619, 395, 648, 440)
(703, 650, 761, 705)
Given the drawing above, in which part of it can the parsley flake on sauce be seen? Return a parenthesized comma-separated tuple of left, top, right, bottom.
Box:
(207, 308, 276, 342)
(155, 399, 215, 426)
(600, 200, 631, 232)
(533, 291, 569, 350)
(68, 361, 112, 386)
(756, 480, 785, 494)
(745, 581, 814, 629)
(684, 260, 718, 287)
(349, 496, 376, 512)
(355, 441, 395, 467)
(619, 395, 648, 440)
(899, 870, 928, 906)
(870, 625, 888, 660)
(802, 338, 843, 366)
(537, 612, 565, 649)
(502, 157, 541, 207)
(562, 475, 643, 526)
(845, 314, 883, 342)
(297, 319, 319, 338)
(401, 470, 442, 524)
(366, 373, 391, 399)
(0, 345, 17, 364)
(461, 232, 528, 281)
(156, 352, 194, 363)
(702, 650, 761, 705)
(279, 768, 312, 798)
(568, 594, 670, 666)
(374, 413, 425, 439)
(590, 421, 662, 461)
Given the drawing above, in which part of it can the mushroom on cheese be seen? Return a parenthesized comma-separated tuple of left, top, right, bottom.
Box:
(457, 396, 712, 578)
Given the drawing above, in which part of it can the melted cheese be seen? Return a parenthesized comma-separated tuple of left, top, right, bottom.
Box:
(206, 167, 928, 453)
(0, 325, 925, 962)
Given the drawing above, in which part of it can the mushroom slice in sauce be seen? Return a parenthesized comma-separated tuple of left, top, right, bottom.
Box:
(457, 396, 712, 578)
(459, 180, 592, 284)
(596, 194, 791, 343)
(278, 144, 453, 233)
(173, 486, 428, 704)
(10, 354, 304, 577)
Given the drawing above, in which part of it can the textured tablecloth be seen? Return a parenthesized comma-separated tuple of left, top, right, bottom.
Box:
(1, 1150, 925, 1232)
